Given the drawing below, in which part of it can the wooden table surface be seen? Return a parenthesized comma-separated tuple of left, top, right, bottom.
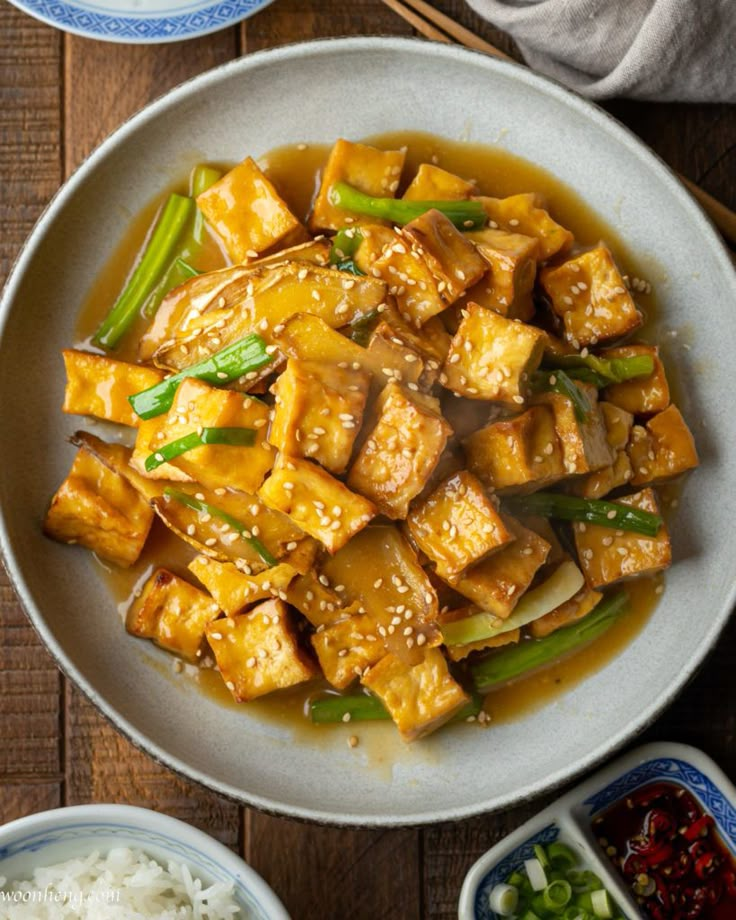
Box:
(0, 2, 734, 917)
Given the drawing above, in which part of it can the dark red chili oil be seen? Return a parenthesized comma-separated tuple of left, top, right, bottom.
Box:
(593, 781, 736, 920)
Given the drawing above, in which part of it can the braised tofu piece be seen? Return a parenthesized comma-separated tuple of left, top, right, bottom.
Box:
(573, 488, 671, 588)
(361, 648, 469, 741)
(367, 303, 451, 389)
(461, 229, 539, 321)
(126, 569, 220, 661)
(144, 378, 274, 493)
(286, 569, 346, 628)
(353, 223, 401, 274)
(197, 157, 307, 262)
(372, 210, 486, 327)
(189, 556, 296, 616)
(475, 193, 573, 261)
(541, 246, 643, 348)
(311, 614, 386, 689)
(464, 406, 566, 494)
(602, 344, 670, 415)
(449, 516, 551, 618)
(273, 313, 423, 390)
(406, 471, 514, 579)
(44, 449, 154, 567)
(310, 139, 406, 231)
(533, 384, 614, 476)
(529, 584, 604, 638)
(572, 401, 635, 499)
(206, 599, 317, 702)
(322, 524, 441, 660)
(62, 350, 164, 428)
(441, 303, 545, 405)
(258, 457, 376, 553)
(629, 404, 699, 486)
(348, 381, 451, 518)
(269, 359, 370, 473)
(403, 164, 475, 201)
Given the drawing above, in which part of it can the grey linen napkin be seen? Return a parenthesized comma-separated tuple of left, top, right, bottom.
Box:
(465, 0, 736, 101)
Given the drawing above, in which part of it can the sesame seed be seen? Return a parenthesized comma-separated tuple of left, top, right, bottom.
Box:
(348, 735, 359, 748)
(342, 712, 352, 723)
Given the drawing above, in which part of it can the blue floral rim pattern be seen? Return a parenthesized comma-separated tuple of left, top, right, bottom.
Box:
(582, 756, 736, 854)
(8, 0, 271, 42)
(473, 823, 560, 920)
(0, 821, 267, 919)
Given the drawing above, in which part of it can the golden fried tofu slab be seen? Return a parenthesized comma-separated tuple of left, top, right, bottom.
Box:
(475, 193, 573, 261)
(44, 449, 154, 568)
(269, 359, 370, 473)
(126, 568, 220, 661)
(206, 599, 317, 702)
(189, 555, 296, 616)
(138, 379, 274, 493)
(62, 350, 164, 428)
(533, 383, 614, 477)
(367, 304, 451, 390)
(629, 404, 699, 486)
(361, 648, 469, 742)
(541, 245, 642, 348)
(407, 471, 514, 580)
(464, 406, 566, 494)
(461, 229, 539, 320)
(348, 381, 452, 519)
(372, 210, 486, 327)
(449, 516, 551, 618)
(441, 303, 545, 405)
(197, 156, 307, 262)
(403, 164, 475, 201)
(572, 401, 635, 499)
(258, 457, 376, 554)
(286, 569, 346, 628)
(310, 139, 406, 231)
(602, 344, 670, 415)
(321, 524, 441, 661)
(573, 488, 671, 588)
(273, 312, 424, 390)
(312, 614, 386, 689)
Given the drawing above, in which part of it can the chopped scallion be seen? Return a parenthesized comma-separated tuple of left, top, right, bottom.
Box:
(144, 427, 256, 472)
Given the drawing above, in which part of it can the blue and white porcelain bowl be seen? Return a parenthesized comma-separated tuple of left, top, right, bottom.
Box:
(460, 743, 736, 920)
(0, 804, 289, 920)
(7, 0, 274, 44)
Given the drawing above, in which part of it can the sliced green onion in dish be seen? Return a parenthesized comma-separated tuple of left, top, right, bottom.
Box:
(328, 181, 486, 230)
(546, 352, 655, 387)
(547, 842, 578, 872)
(309, 691, 483, 725)
(144, 427, 256, 472)
(525, 858, 548, 892)
(589, 890, 614, 919)
(543, 879, 572, 909)
(162, 487, 277, 567)
(507, 492, 663, 537)
(129, 333, 272, 420)
(488, 882, 519, 916)
(93, 194, 195, 350)
(530, 369, 591, 422)
(329, 227, 365, 275)
(441, 560, 585, 648)
(471, 592, 628, 693)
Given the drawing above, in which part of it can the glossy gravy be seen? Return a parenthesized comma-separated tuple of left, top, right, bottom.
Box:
(78, 131, 666, 733)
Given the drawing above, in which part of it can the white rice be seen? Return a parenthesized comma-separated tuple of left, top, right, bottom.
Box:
(0, 846, 241, 919)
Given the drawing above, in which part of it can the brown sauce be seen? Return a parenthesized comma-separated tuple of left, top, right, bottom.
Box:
(78, 131, 668, 734)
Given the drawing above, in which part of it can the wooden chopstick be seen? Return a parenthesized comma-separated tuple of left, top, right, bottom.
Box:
(381, 0, 736, 245)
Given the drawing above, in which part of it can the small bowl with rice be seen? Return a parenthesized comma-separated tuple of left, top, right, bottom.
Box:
(0, 803, 289, 920)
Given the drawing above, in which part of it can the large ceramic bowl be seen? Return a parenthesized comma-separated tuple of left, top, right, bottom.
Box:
(0, 804, 289, 919)
(1, 38, 734, 826)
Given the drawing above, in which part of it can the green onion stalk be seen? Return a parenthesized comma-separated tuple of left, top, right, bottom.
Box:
(329, 181, 486, 230)
(145, 427, 256, 472)
(507, 492, 663, 536)
(545, 353, 655, 388)
(310, 691, 483, 725)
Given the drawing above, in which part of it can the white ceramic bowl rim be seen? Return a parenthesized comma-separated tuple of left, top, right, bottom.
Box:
(0, 803, 289, 919)
(1, 37, 735, 827)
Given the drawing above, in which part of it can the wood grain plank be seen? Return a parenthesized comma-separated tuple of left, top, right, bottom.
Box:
(0, 782, 61, 825)
(64, 688, 241, 849)
(0, 6, 63, 781)
(245, 811, 422, 920)
(63, 32, 238, 173)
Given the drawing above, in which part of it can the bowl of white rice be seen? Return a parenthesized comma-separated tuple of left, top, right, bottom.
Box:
(0, 804, 289, 920)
